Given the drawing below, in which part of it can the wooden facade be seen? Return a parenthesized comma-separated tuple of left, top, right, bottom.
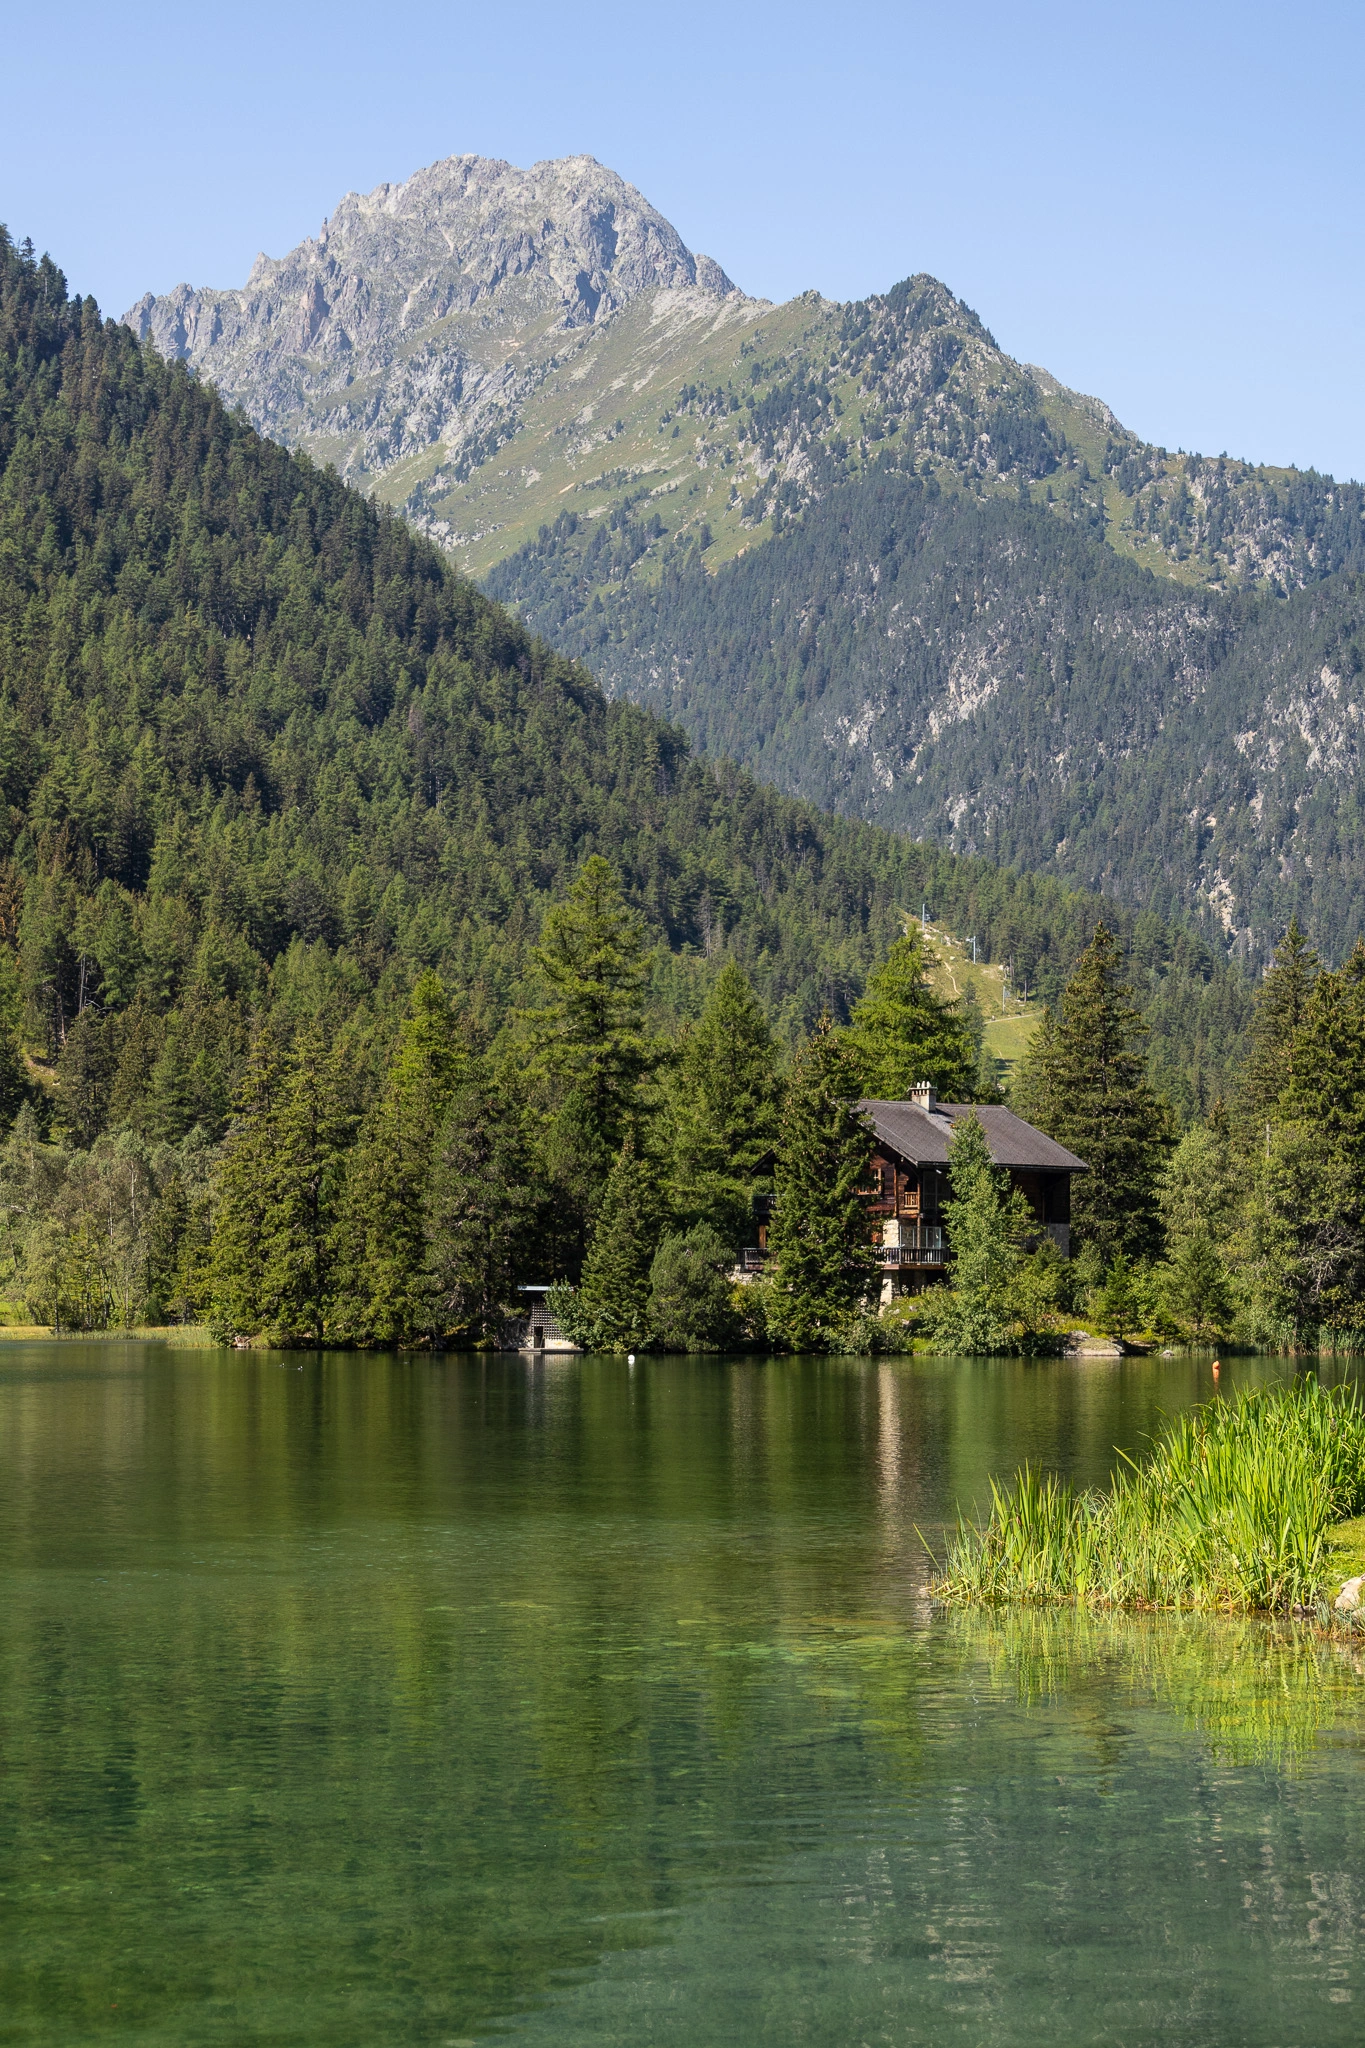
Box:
(857, 1088, 1086, 1295)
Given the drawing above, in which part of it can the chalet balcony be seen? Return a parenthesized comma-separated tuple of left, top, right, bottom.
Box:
(737, 1248, 768, 1273)
(875, 1227, 945, 1268)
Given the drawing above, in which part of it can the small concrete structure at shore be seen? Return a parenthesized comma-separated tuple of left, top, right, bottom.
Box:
(501, 1285, 578, 1353)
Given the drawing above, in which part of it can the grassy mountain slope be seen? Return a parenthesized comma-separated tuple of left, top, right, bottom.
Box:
(127, 157, 1365, 603)
(2, 229, 1246, 1124)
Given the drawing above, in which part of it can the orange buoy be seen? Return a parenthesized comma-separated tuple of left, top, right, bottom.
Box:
(1212, 1358, 1221, 1381)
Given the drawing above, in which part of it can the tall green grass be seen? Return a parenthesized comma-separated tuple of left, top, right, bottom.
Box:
(934, 1379, 1365, 1612)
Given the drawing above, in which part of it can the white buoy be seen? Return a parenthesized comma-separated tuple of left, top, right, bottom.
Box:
(627, 1353, 636, 1366)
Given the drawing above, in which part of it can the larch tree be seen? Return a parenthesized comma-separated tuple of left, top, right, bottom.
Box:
(843, 929, 980, 1102)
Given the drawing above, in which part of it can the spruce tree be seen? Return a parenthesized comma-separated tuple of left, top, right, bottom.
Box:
(257, 1030, 355, 1345)
(208, 1027, 284, 1341)
(526, 855, 657, 1239)
(1237, 918, 1320, 1137)
(1094, 1254, 1143, 1344)
(668, 962, 781, 1246)
(562, 1136, 657, 1350)
(332, 974, 466, 1345)
(528, 855, 654, 1140)
(1264, 940, 1365, 1334)
(1011, 924, 1167, 1262)
(146, 1169, 189, 1322)
(927, 1110, 1031, 1353)
(425, 1061, 533, 1344)
(768, 1016, 877, 1350)
(1244, 1123, 1335, 1345)
(1160, 1226, 1234, 1340)
(844, 929, 979, 1101)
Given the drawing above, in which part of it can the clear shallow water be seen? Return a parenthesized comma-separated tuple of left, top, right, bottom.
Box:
(0, 1345, 1362, 2046)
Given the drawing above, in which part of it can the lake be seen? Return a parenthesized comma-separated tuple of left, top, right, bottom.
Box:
(1, 1344, 1362, 2044)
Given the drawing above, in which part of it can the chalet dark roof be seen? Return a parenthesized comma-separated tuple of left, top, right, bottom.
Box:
(860, 1100, 1088, 1173)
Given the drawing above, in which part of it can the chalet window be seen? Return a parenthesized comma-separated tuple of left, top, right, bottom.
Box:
(857, 1164, 885, 1196)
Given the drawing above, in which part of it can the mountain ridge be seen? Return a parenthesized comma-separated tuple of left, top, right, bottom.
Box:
(124, 154, 1365, 960)
(125, 158, 1365, 600)
(0, 225, 1244, 1133)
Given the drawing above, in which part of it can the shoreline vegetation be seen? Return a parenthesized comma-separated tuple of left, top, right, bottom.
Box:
(931, 1380, 1365, 1616)
(3, 238, 1365, 1361)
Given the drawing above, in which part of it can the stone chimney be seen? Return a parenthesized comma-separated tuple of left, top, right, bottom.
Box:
(910, 1081, 938, 1111)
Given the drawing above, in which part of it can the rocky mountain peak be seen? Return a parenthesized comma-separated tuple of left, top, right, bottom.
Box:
(122, 151, 743, 498)
(124, 152, 739, 390)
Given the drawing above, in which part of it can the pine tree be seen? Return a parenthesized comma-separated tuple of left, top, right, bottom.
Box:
(1012, 923, 1167, 1262)
(768, 1016, 877, 1350)
(1237, 918, 1320, 1137)
(668, 962, 781, 1246)
(561, 1136, 657, 1351)
(332, 974, 466, 1345)
(425, 1062, 533, 1344)
(1160, 1226, 1234, 1340)
(844, 930, 980, 1101)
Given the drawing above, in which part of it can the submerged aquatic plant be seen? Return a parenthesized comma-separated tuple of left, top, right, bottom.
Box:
(934, 1378, 1365, 1612)
(941, 1605, 1365, 1768)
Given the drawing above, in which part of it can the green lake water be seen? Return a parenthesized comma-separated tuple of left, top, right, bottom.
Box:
(2, 1345, 1363, 2045)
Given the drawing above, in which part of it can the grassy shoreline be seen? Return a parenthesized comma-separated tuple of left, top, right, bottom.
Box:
(0, 1325, 218, 1347)
(931, 1380, 1365, 1613)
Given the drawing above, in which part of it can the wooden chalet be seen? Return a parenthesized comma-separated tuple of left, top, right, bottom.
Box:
(857, 1083, 1087, 1295)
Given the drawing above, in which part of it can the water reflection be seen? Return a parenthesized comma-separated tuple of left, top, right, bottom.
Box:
(0, 1344, 1360, 2045)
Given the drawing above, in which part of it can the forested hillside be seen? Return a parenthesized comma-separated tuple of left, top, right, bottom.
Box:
(127, 155, 1365, 968)
(0, 228, 1247, 1116)
(492, 460, 1365, 959)
(0, 226, 1260, 1336)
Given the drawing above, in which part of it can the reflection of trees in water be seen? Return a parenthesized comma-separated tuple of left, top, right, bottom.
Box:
(6, 1349, 1365, 2040)
(940, 1606, 1365, 1768)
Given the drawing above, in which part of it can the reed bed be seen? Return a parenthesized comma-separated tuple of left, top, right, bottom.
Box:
(933, 1379, 1365, 1612)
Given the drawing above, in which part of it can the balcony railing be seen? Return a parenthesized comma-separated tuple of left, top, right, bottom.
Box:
(737, 1248, 768, 1272)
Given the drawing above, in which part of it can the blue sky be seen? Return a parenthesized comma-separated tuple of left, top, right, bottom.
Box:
(5, 0, 1362, 478)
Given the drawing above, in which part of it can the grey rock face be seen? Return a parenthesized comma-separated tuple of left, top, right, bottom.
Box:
(125, 153, 741, 486)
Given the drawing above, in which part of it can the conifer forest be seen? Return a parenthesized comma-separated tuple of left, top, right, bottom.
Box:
(0, 226, 1360, 1356)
